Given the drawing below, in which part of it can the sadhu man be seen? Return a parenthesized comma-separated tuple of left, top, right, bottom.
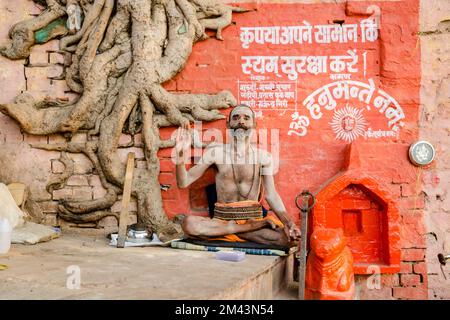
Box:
(174, 104, 301, 247)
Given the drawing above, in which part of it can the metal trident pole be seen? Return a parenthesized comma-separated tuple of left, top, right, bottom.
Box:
(295, 190, 315, 300)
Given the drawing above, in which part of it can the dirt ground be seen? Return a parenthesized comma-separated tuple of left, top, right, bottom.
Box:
(0, 232, 283, 299)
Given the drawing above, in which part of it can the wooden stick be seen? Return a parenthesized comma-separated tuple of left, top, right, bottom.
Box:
(298, 199, 308, 300)
(117, 152, 135, 248)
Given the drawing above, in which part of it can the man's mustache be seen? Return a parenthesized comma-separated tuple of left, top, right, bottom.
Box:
(231, 124, 250, 130)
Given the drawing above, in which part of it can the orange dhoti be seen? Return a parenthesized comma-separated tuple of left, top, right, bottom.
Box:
(210, 200, 284, 242)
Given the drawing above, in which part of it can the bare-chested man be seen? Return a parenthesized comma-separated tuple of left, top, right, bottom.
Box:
(174, 104, 301, 247)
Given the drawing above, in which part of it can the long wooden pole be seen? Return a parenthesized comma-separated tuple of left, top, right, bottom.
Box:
(298, 195, 309, 299)
(295, 190, 315, 300)
(117, 152, 135, 248)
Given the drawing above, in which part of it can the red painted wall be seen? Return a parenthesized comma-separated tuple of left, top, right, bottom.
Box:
(160, 1, 420, 219)
(157, 0, 426, 299)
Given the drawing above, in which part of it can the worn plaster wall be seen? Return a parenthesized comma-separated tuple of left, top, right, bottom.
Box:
(419, 0, 450, 300)
(0, 0, 447, 300)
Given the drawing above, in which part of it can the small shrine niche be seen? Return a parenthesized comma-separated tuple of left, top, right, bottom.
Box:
(324, 184, 389, 266)
(312, 144, 401, 274)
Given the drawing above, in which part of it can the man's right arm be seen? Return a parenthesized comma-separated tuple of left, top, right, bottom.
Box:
(176, 161, 211, 188)
(174, 127, 215, 188)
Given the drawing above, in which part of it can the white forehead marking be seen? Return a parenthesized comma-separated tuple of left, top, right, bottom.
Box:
(230, 106, 254, 118)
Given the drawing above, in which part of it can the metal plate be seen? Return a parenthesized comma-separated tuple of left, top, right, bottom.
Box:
(408, 140, 436, 166)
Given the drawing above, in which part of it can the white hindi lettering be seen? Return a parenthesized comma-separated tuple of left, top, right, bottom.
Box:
(288, 112, 310, 137)
(360, 18, 379, 43)
(373, 90, 405, 131)
(300, 80, 404, 131)
(241, 56, 279, 75)
(238, 81, 296, 113)
(242, 51, 359, 80)
(240, 20, 378, 49)
(365, 128, 399, 139)
(329, 49, 358, 73)
(280, 22, 313, 45)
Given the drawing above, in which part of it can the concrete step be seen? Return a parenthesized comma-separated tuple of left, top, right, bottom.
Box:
(212, 252, 296, 300)
(0, 233, 299, 300)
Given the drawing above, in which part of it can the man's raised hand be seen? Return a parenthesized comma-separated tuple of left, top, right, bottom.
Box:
(175, 126, 192, 164)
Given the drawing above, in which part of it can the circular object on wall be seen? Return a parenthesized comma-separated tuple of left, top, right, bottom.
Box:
(408, 141, 436, 166)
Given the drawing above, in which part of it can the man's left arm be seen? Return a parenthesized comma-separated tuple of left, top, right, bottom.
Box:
(261, 152, 301, 240)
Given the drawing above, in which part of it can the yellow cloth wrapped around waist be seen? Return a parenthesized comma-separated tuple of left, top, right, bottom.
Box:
(214, 200, 264, 220)
(210, 201, 284, 243)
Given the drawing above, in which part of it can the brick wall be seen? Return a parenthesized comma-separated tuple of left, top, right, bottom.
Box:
(418, 0, 450, 300)
(0, 0, 447, 299)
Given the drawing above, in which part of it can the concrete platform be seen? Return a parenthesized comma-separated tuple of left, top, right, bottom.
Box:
(0, 232, 293, 300)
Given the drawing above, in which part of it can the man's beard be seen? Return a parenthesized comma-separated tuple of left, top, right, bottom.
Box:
(231, 126, 252, 140)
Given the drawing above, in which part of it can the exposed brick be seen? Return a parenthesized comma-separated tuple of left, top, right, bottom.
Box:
(413, 262, 427, 275)
(117, 147, 145, 163)
(401, 183, 417, 197)
(160, 158, 174, 172)
(134, 133, 143, 147)
(28, 45, 49, 65)
(111, 201, 122, 212)
(52, 188, 73, 200)
(3, 128, 23, 143)
(47, 65, 64, 78)
(119, 134, 132, 146)
(159, 172, 176, 186)
(399, 195, 426, 210)
(71, 186, 93, 200)
(49, 52, 65, 64)
(401, 212, 423, 224)
(359, 287, 394, 300)
(48, 134, 66, 144)
(400, 262, 413, 274)
(25, 67, 50, 89)
(381, 274, 400, 287)
(66, 175, 89, 186)
(38, 201, 59, 213)
(24, 134, 47, 144)
(402, 248, 426, 262)
(161, 188, 180, 201)
(70, 153, 94, 174)
(93, 185, 107, 199)
(88, 175, 102, 187)
(393, 287, 428, 300)
(98, 216, 118, 229)
(401, 225, 426, 248)
(51, 159, 65, 174)
(400, 274, 421, 287)
(70, 132, 87, 143)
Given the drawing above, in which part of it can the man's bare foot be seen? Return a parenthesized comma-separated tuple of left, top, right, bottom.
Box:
(246, 218, 277, 230)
